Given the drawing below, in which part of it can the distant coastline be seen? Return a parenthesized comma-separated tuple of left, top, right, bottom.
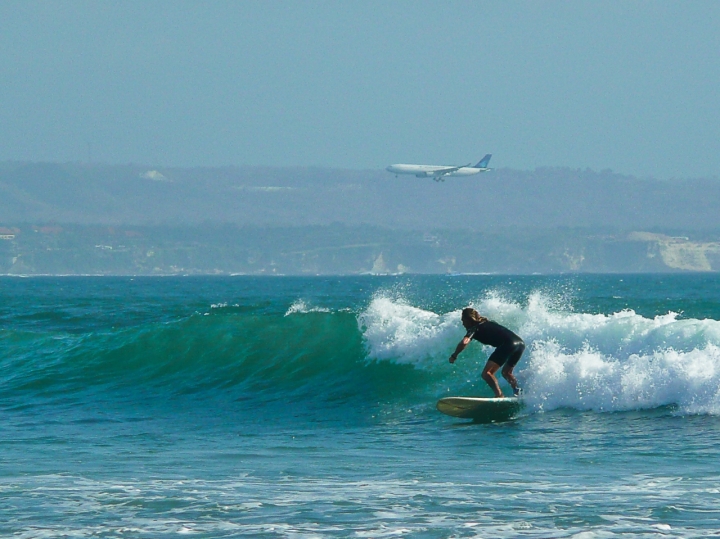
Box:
(1, 223, 718, 275)
(2, 161, 719, 274)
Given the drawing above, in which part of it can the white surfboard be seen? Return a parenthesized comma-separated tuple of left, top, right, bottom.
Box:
(437, 396, 523, 422)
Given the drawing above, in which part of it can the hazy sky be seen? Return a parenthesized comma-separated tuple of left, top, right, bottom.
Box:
(2, 1, 719, 178)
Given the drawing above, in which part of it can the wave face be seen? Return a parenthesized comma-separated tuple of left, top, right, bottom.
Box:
(0, 309, 372, 407)
(1, 276, 720, 416)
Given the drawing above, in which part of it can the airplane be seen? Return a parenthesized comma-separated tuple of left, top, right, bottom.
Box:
(386, 154, 492, 182)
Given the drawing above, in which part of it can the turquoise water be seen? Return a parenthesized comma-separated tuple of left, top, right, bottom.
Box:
(2, 275, 720, 537)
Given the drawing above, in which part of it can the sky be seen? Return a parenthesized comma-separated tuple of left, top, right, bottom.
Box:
(1, 0, 719, 179)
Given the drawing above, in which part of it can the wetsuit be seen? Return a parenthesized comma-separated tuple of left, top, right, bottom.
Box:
(465, 321, 525, 368)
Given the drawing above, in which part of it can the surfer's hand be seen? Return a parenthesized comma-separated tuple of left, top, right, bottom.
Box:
(449, 354, 456, 363)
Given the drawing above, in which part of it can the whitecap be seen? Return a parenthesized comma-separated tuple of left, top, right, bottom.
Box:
(358, 289, 720, 414)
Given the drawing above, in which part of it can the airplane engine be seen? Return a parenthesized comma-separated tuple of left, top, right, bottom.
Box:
(415, 172, 429, 178)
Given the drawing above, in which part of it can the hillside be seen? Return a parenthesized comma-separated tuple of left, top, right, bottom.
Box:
(1, 162, 719, 230)
(2, 162, 720, 274)
(1, 223, 720, 275)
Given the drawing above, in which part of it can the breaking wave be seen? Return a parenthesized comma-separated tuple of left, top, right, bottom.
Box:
(2, 288, 719, 416)
(360, 291, 720, 415)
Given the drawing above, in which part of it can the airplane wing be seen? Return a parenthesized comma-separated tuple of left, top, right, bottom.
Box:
(432, 163, 471, 177)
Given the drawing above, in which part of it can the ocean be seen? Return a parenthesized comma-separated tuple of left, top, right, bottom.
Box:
(1, 274, 720, 538)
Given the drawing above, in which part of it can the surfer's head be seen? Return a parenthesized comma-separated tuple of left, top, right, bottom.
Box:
(461, 308, 487, 328)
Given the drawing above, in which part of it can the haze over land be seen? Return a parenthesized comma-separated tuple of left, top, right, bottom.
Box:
(2, 162, 719, 274)
(2, 2, 720, 274)
(1, 161, 719, 230)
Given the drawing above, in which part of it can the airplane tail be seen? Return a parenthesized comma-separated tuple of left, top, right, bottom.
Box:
(474, 154, 492, 169)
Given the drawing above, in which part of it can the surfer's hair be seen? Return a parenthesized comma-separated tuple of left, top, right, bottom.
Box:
(461, 308, 487, 325)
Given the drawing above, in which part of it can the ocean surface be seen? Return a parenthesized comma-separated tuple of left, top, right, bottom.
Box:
(2, 274, 720, 538)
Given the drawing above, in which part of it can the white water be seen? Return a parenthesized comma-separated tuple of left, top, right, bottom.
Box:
(284, 299, 332, 316)
(359, 291, 720, 414)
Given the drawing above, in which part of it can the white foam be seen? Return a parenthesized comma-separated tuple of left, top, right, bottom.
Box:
(209, 302, 240, 309)
(284, 299, 331, 316)
(358, 291, 720, 414)
(357, 296, 460, 367)
(1, 473, 707, 538)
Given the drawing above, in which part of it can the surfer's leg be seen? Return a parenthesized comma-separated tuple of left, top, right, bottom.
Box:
(501, 340, 525, 392)
(481, 360, 503, 397)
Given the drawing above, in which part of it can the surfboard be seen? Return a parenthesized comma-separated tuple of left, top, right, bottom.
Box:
(436, 396, 523, 422)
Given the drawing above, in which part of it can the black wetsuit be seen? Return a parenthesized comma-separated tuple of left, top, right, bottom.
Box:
(465, 321, 525, 369)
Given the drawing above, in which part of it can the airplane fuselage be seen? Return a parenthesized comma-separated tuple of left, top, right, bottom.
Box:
(385, 154, 492, 181)
(385, 164, 488, 178)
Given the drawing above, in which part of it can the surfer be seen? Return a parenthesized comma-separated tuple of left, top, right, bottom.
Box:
(449, 308, 524, 398)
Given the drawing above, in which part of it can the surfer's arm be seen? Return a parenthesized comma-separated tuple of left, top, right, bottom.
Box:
(449, 336, 472, 363)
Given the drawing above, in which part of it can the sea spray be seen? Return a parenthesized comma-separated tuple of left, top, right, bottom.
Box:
(358, 290, 720, 414)
(284, 299, 332, 316)
(357, 296, 460, 366)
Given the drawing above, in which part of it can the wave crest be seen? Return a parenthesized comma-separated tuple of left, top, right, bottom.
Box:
(285, 299, 332, 316)
(358, 291, 720, 414)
